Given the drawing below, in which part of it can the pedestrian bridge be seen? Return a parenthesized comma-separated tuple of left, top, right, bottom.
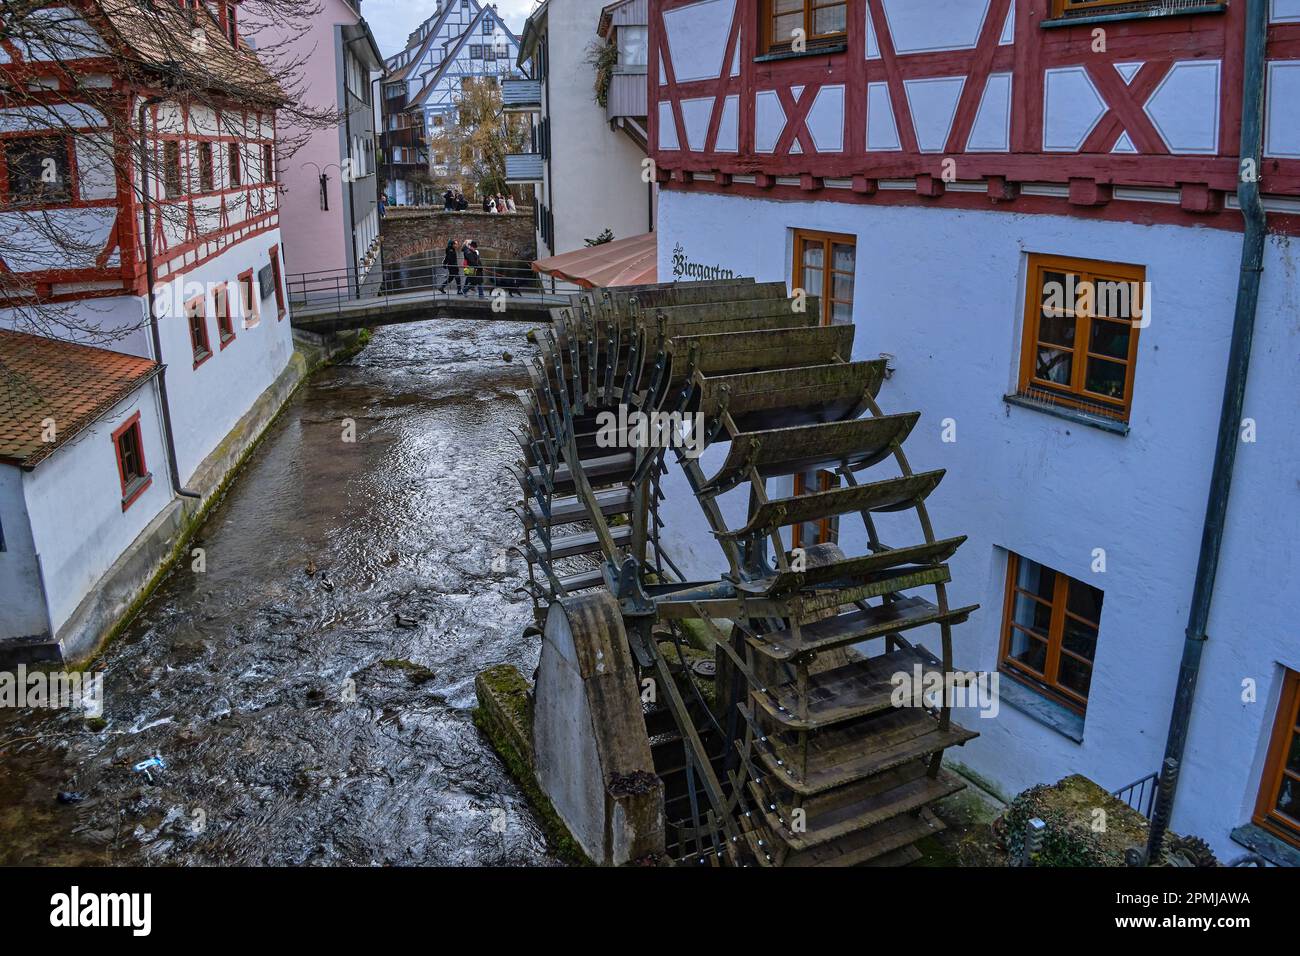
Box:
(287, 254, 572, 335)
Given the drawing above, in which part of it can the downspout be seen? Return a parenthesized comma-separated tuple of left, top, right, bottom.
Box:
(1144, 1, 1268, 863)
(138, 94, 201, 501)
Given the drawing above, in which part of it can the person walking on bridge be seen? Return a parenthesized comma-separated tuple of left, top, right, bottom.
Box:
(463, 240, 484, 298)
(438, 239, 461, 295)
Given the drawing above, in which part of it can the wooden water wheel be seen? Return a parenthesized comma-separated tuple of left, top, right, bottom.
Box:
(511, 278, 978, 866)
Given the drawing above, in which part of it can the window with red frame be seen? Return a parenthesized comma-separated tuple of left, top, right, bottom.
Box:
(237, 270, 258, 326)
(162, 141, 183, 199)
(214, 284, 235, 346)
(186, 296, 212, 365)
(198, 141, 214, 192)
(269, 246, 286, 319)
(112, 413, 151, 510)
(228, 143, 241, 187)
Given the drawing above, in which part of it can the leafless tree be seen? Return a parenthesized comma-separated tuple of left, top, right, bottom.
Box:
(0, 0, 337, 349)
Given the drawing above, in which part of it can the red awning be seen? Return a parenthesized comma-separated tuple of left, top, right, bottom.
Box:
(532, 232, 657, 288)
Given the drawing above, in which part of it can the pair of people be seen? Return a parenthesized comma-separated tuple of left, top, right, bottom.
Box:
(438, 238, 484, 297)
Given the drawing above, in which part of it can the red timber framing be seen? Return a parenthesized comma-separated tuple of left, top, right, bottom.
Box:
(648, 0, 1300, 234)
(0, 2, 281, 306)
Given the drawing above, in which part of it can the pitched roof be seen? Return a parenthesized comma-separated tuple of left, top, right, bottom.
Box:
(386, 0, 463, 82)
(94, 0, 286, 104)
(408, 4, 521, 107)
(0, 331, 161, 469)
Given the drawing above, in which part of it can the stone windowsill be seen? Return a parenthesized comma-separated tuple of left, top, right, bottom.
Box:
(1041, 3, 1227, 29)
(1004, 392, 1131, 436)
(999, 670, 1086, 743)
(1230, 823, 1300, 868)
(754, 41, 848, 64)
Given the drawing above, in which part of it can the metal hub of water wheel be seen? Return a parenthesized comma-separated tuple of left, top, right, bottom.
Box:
(511, 278, 979, 866)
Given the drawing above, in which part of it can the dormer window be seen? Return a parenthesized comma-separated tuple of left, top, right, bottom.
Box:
(219, 1, 238, 46)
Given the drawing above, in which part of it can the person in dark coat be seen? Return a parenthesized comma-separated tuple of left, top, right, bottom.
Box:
(455, 192, 468, 211)
(438, 238, 461, 294)
(462, 240, 484, 297)
(443, 189, 454, 211)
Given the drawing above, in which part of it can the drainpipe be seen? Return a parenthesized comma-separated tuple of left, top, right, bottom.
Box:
(138, 94, 201, 501)
(1144, 1, 1268, 863)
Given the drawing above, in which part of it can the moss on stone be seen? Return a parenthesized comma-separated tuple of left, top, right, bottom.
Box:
(377, 658, 436, 683)
(472, 664, 590, 866)
(1000, 774, 1150, 867)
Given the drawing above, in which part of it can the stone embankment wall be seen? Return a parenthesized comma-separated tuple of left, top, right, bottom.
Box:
(382, 209, 537, 263)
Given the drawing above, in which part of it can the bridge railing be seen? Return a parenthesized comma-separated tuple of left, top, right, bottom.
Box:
(287, 251, 580, 317)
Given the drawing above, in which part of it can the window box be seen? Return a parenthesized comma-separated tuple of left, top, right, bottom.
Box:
(1042, 0, 1226, 28)
(112, 412, 152, 511)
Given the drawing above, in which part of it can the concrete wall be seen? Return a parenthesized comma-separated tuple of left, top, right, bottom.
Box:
(154, 232, 296, 483)
(537, 0, 652, 256)
(0, 464, 48, 638)
(21, 381, 172, 638)
(653, 187, 1300, 859)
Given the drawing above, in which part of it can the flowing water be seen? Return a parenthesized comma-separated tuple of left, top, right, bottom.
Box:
(0, 318, 556, 866)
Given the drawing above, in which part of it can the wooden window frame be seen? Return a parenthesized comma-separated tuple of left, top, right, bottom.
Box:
(268, 245, 287, 320)
(186, 293, 212, 367)
(1051, 0, 1158, 15)
(2, 133, 74, 206)
(198, 141, 214, 192)
(760, 0, 848, 54)
(162, 140, 183, 199)
(1019, 254, 1144, 423)
(262, 143, 274, 184)
(111, 412, 152, 511)
(790, 470, 838, 550)
(228, 143, 241, 187)
(1254, 670, 1300, 850)
(792, 228, 855, 327)
(998, 552, 1102, 713)
(214, 283, 235, 348)
(237, 268, 259, 328)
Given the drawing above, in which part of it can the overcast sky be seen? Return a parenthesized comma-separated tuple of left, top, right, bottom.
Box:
(362, 0, 541, 57)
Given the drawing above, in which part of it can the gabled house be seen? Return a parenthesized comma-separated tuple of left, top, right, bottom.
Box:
(380, 0, 525, 205)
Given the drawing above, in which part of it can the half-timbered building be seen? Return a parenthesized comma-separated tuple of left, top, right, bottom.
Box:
(0, 0, 295, 662)
(380, 0, 525, 204)
(649, 0, 1300, 864)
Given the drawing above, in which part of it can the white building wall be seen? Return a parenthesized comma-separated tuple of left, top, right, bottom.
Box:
(0, 464, 49, 638)
(654, 187, 1300, 858)
(539, 1, 650, 255)
(21, 383, 172, 636)
(153, 232, 296, 482)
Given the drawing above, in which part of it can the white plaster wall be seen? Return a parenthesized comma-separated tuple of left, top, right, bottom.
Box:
(0, 463, 49, 638)
(654, 188, 1300, 858)
(153, 231, 295, 482)
(0, 294, 152, 357)
(21, 382, 172, 635)
(541, 0, 652, 255)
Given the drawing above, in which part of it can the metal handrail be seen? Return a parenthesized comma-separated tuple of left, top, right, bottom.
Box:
(286, 255, 577, 318)
(1111, 770, 1159, 818)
